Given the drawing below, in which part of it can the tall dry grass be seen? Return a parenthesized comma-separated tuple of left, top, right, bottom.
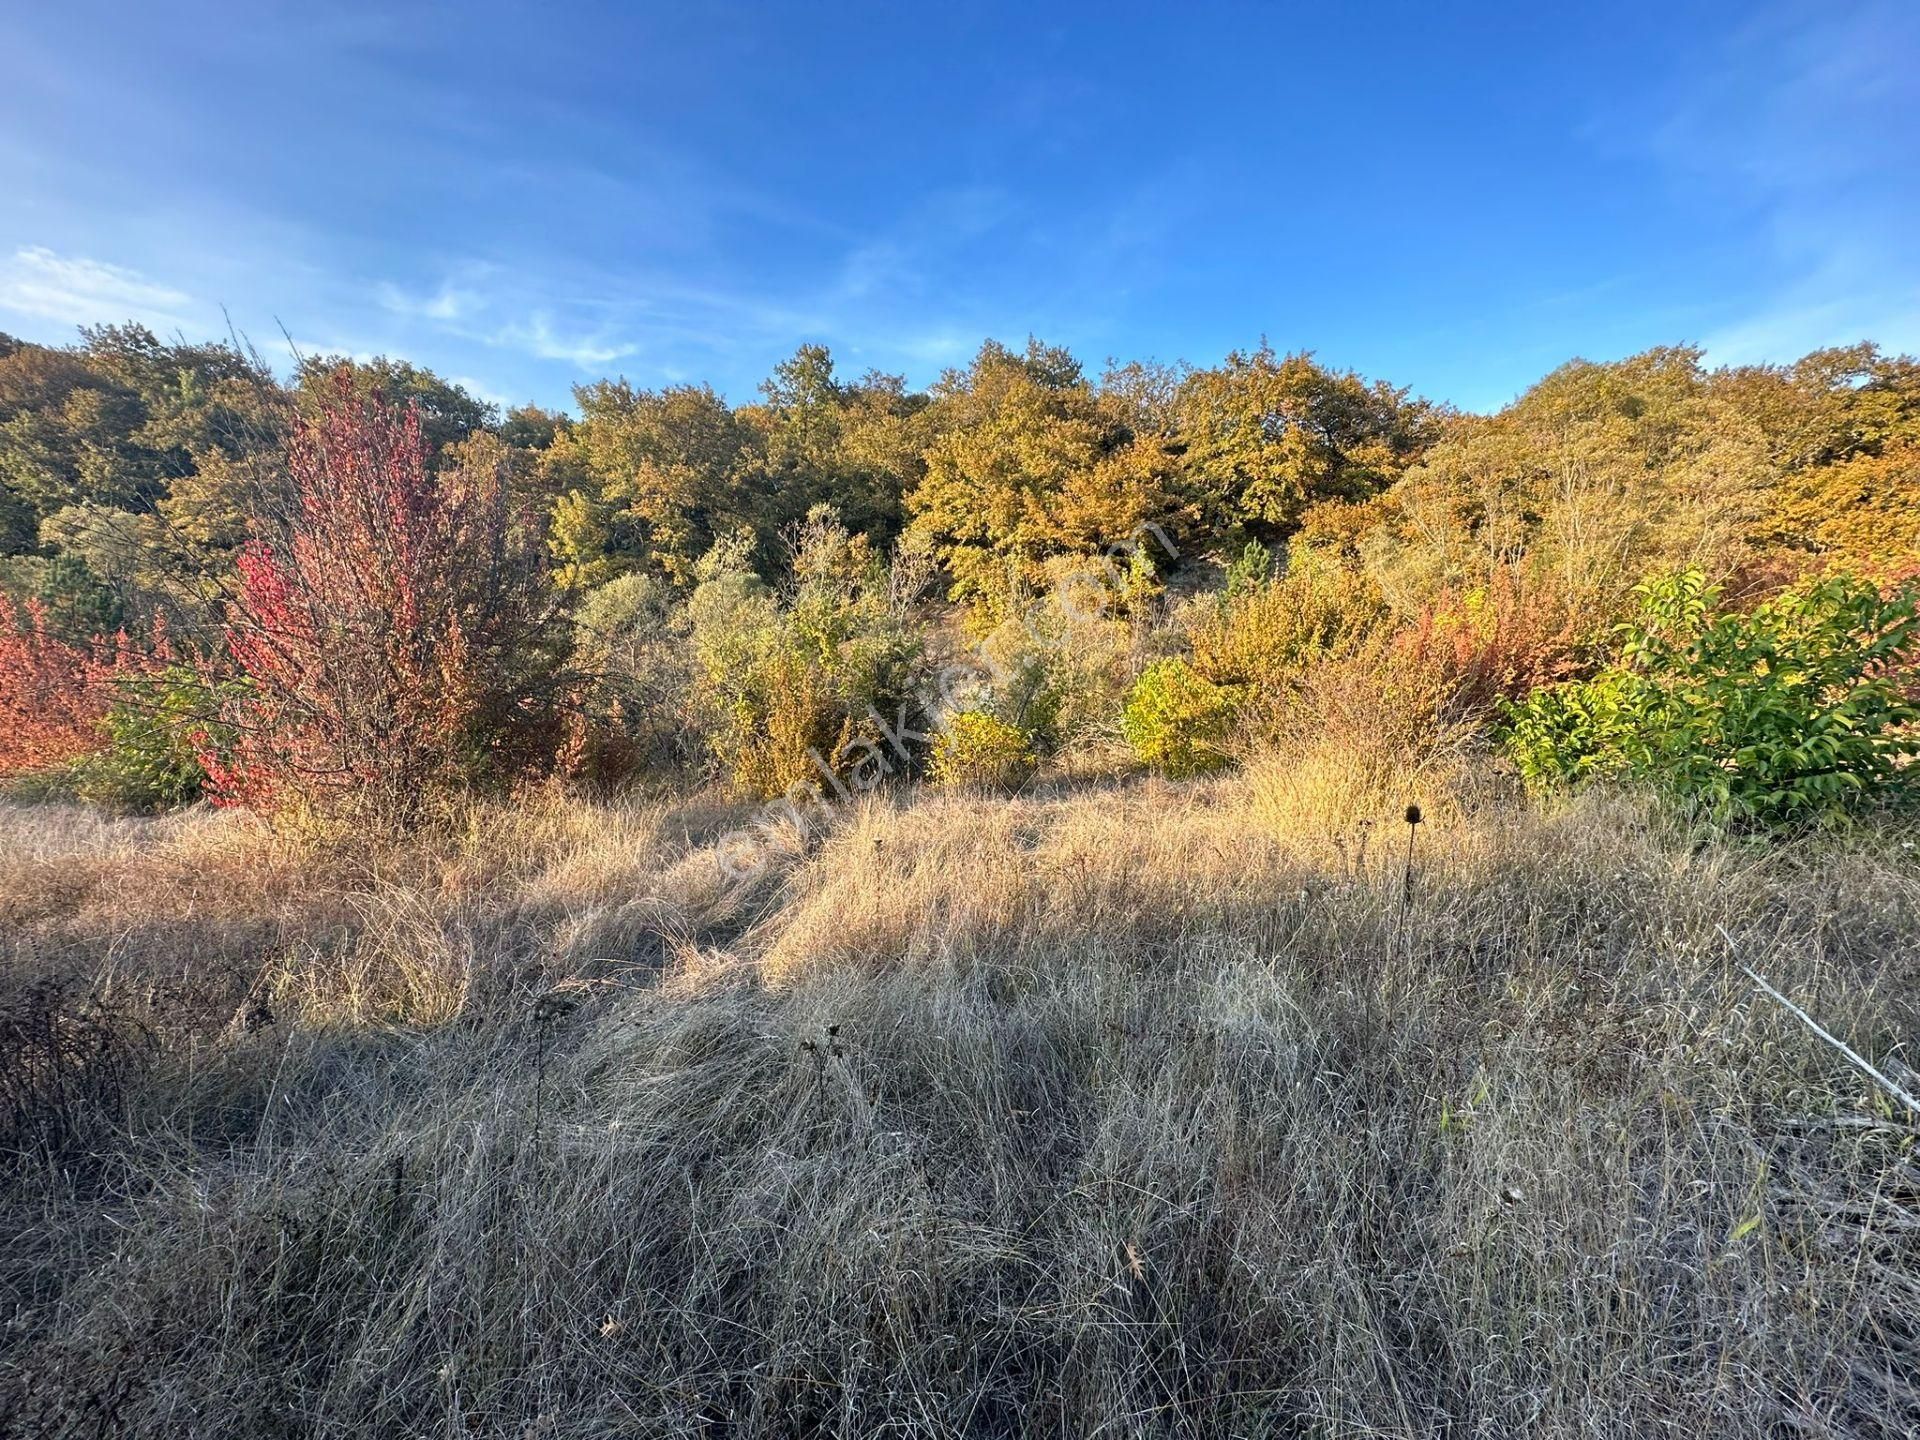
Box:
(2, 741, 1917, 1436)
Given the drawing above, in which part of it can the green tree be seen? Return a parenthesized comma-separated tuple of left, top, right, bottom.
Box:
(688, 506, 924, 797)
(1173, 345, 1437, 540)
(0, 327, 287, 609)
(553, 380, 764, 587)
(743, 344, 920, 543)
(0, 340, 165, 525)
(293, 354, 494, 463)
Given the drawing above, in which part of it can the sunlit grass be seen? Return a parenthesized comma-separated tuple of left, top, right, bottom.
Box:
(2, 752, 1916, 1436)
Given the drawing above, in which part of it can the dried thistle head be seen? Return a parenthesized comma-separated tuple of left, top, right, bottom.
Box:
(1404, 804, 1423, 826)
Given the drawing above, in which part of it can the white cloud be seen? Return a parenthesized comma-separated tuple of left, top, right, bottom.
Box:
(497, 314, 636, 368)
(377, 279, 483, 323)
(449, 374, 513, 411)
(369, 263, 643, 372)
(0, 246, 194, 328)
(887, 328, 976, 366)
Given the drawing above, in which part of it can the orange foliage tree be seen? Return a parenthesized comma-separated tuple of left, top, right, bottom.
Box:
(0, 595, 153, 778)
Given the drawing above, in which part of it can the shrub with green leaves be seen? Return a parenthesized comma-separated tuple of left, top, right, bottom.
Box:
(68, 664, 241, 812)
(1121, 658, 1246, 777)
(969, 560, 1138, 757)
(569, 571, 698, 779)
(928, 711, 1036, 792)
(689, 508, 926, 798)
(1503, 569, 1920, 826)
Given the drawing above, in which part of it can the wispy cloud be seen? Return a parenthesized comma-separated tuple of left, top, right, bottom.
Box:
(365, 267, 645, 373)
(449, 374, 513, 411)
(368, 259, 815, 377)
(1700, 277, 1920, 367)
(377, 278, 485, 323)
(1651, 1, 1920, 364)
(0, 246, 194, 329)
(495, 314, 637, 368)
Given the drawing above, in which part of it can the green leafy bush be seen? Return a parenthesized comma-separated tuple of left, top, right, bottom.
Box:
(928, 711, 1036, 792)
(1504, 570, 1920, 826)
(68, 664, 240, 812)
(1121, 658, 1245, 777)
(690, 508, 926, 798)
(1221, 538, 1273, 598)
(968, 557, 1140, 757)
(568, 572, 698, 781)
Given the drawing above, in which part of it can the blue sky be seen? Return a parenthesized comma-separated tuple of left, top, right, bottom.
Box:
(1, 1, 1915, 414)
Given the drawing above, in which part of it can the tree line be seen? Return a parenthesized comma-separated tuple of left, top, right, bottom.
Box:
(3, 321, 1917, 826)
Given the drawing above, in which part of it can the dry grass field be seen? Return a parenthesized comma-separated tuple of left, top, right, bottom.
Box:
(3, 738, 1918, 1437)
(6, 11, 1920, 1435)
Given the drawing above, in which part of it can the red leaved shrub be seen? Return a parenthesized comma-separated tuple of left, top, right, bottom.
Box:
(0, 596, 153, 778)
(215, 369, 563, 823)
(1396, 567, 1585, 717)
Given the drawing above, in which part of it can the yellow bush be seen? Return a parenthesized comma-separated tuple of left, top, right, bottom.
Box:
(723, 650, 847, 800)
(928, 711, 1036, 792)
(1121, 659, 1245, 777)
(1249, 629, 1489, 834)
(1187, 555, 1386, 692)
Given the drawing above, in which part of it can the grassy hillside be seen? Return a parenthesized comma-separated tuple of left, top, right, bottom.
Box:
(4, 744, 1916, 1436)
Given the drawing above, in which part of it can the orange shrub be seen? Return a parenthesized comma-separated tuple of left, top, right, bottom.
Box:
(1395, 567, 1584, 717)
(0, 596, 154, 778)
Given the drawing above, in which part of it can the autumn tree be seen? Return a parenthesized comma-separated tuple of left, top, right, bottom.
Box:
(1350, 347, 1775, 619)
(1764, 442, 1920, 580)
(1723, 343, 1920, 577)
(907, 339, 1180, 614)
(0, 593, 141, 777)
(687, 505, 926, 797)
(149, 356, 291, 554)
(545, 380, 763, 588)
(1713, 343, 1920, 474)
(216, 369, 563, 822)
(0, 337, 163, 537)
(1173, 345, 1438, 540)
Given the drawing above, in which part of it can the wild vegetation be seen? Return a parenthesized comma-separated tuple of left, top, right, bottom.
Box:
(2, 322, 1919, 1436)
